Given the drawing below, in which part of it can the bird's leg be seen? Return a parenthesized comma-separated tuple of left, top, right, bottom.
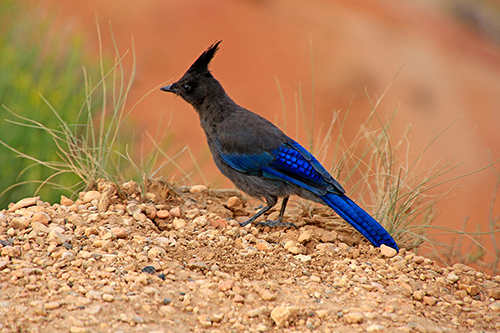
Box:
(256, 196, 297, 228)
(239, 197, 277, 227)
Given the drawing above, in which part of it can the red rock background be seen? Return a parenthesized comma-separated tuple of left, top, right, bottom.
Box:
(44, 1, 500, 268)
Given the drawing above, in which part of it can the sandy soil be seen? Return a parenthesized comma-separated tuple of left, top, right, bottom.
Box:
(0, 180, 499, 332)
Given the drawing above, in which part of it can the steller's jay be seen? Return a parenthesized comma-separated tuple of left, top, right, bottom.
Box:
(161, 41, 398, 251)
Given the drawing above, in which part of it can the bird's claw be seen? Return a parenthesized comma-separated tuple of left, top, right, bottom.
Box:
(255, 220, 297, 229)
(239, 217, 297, 229)
(238, 220, 252, 227)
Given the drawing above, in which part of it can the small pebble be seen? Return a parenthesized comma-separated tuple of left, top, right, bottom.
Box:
(232, 295, 245, 303)
(142, 266, 156, 274)
(169, 206, 182, 217)
(298, 231, 312, 244)
(489, 288, 500, 300)
(423, 296, 437, 306)
(344, 312, 364, 324)
(489, 301, 500, 312)
(219, 279, 234, 292)
(43, 301, 61, 310)
(380, 244, 397, 258)
(82, 191, 101, 203)
(310, 275, 321, 283)
(187, 261, 209, 270)
(156, 210, 170, 219)
(31, 212, 51, 226)
(226, 196, 242, 208)
(9, 197, 39, 211)
(47, 230, 67, 245)
(62, 242, 73, 250)
(111, 227, 128, 239)
(172, 218, 187, 229)
(320, 230, 337, 243)
(446, 273, 460, 284)
(60, 195, 74, 206)
(9, 217, 30, 230)
(86, 305, 101, 315)
(190, 185, 207, 193)
(271, 306, 298, 327)
(366, 324, 386, 332)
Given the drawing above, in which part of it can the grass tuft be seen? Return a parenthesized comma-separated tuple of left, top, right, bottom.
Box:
(0, 1, 103, 207)
(276, 61, 499, 254)
(1, 26, 182, 202)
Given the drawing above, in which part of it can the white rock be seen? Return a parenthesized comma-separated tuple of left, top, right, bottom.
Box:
(9, 197, 39, 211)
(133, 212, 147, 223)
(47, 230, 67, 245)
(380, 244, 397, 258)
(310, 275, 321, 283)
(0, 261, 9, 270)
(344, 312, 364, 324)
(270, 306, 298, 327)
(86, 304, 101, 315)
(126, 203, 141, 215)
(110, 227, 128, 239)
(69, 326, 88, 333)
(190, 185, 207, 193)
(284, 240, 304, 254)
(316, 243, 335, 252)
(446, 273, 460, 284)
(60, 195, 74, 206)
(10, 217, 30, 230)
(172, 218, 187, 229)
(62, 251, 75, 261)
(148, 246, 166, 259)
(298, 231, 312, 244)
(489, 301, 500, 312)
(153, 237, 170, 247)
(31, 212, 51, 226)
(367, 324, 386, 332)
(294, 254, 311, 262)
(156, 210, 170, 219)
(226, 196, 242, 208)
(193, 216, 208, 226)
(82, 191, 101, 203)
(43, 301, 61, 310)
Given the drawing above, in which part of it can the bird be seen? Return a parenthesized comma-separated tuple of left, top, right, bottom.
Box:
(160, 41, 398, 251)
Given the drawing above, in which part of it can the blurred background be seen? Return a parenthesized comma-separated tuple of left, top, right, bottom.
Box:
(1, 0, 500, 270)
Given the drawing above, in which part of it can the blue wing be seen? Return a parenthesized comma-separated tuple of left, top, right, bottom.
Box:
(265, 141, 345, 195)
(219, 139, 345, 196)
(221, 149, 275, 175)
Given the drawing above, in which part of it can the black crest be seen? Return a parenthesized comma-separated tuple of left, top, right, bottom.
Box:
(186, 40, 222, 75)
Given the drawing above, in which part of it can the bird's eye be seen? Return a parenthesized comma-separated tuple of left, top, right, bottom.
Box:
(183, 84, 191, 92)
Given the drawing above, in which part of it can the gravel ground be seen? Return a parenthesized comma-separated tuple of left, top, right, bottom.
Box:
(0, 180, 499, 333)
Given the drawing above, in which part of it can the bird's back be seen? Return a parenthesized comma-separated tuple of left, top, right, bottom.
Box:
(212, 106, 288, 155)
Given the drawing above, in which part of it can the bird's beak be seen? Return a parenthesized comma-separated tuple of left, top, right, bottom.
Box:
(160, 84, 174, 93)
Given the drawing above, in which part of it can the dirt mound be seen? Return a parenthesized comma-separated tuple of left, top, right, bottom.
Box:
(0, 181, 499, 332)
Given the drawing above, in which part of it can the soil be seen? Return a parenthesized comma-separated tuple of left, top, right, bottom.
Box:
(0, 180, 499, 332)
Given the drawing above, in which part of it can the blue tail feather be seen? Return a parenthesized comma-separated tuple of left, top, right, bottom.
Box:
(320, 193, 398, 251)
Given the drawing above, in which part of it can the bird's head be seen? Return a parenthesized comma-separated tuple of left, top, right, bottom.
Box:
(161, 41, 222, 106)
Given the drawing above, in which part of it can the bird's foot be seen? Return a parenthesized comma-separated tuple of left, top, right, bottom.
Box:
(255, 219, 297, 229)
(239, 220, 252, 227)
